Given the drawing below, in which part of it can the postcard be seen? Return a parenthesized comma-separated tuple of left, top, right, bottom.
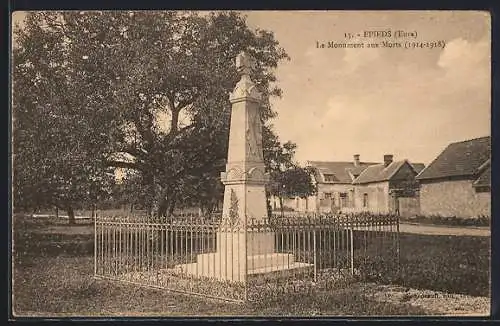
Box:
(11, 10, 491, 318)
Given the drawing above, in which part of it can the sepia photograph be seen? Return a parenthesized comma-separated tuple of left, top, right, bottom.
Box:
(10, 10, 491, 317)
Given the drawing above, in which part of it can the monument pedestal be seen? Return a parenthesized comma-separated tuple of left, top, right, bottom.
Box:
(174, 230, 312, 282)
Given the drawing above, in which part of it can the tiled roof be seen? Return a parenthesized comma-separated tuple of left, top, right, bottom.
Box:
(352, 160, 423, 184)
(473, 162, 491, 187)
(411, 163, 426, 174)
(416, 136, 491, 180)
(307, 161, 377, 184)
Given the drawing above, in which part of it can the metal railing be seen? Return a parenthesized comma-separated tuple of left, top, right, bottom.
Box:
(94, 213, 400, 302)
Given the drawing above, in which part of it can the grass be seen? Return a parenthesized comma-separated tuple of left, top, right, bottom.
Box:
(400, 215, 490, 227)
(11, 214, 490, 316)
(13, 256, 431, 317)
(397, 233, 490, 297)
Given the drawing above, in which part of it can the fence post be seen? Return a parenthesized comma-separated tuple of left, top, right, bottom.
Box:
(244, 216, 248, 302)
(350, 227, 354, 275)
(94, 214, 97, 276)
(313, 228, 317, 283)
(396, 215, 401, 277)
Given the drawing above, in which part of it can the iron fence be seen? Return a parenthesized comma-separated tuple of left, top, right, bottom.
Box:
(94, 213, 400, 302)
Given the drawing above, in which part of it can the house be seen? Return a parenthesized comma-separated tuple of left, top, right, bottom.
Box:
(275, 155, 377, 213)
(351, 155, 425, 216)
(416, 136, 491, 218)
(308, 155, 382, 213)
(274, 154, 425, 216)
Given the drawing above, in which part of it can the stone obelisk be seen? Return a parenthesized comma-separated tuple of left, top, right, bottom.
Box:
(220, 51, 269, 223)
(175, 52, 308, 282)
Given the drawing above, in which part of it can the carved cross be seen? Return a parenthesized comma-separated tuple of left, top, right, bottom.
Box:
(236, 51, 254, 75)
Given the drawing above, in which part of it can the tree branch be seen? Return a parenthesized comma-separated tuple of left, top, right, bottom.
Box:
(105, 160, 139, 170)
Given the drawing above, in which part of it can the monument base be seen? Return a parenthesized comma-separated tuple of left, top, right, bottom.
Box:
(173, 231, 312, 282)
(173, 252, 312, 282)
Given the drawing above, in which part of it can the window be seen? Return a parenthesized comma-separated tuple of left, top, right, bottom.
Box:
(324, 174, 336, 182)
(363, 193, 368, 208)
(320, 193, 332, 207)
(340, 192, 348, 208)
(475, 186, 490, 193)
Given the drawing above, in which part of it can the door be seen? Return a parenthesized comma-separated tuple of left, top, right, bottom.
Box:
(392, 196, 400, 215)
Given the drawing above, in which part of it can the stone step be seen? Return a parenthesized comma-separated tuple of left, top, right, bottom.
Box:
(172, 260, 313, 278)
(187, 252, 296, 270)
(247, 253, 295, 270)
(171, 252, 312, 281)
(248, 262, 313, 275)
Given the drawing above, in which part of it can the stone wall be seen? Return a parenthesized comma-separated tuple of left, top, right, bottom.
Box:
(317, 183, 355, 213)
(351, 182, 391, 214)
(419, 179, 491, 218)
(398, 197, 420, 217)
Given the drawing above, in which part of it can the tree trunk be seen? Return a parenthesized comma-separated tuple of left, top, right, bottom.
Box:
(91, 204, 95, 219)
(55, 207, 59, 219)
(156, 185, 178, 218)
(171, 108, 180, 134)
(167, 193, 177, 217)
(149, 183, 165, 218)
(158, 197, 169, 218)
(144, 172, 157, 218)
(67, 206, 76, 225)
(266, 197, 272, 219)
(279, 196, 284, 218)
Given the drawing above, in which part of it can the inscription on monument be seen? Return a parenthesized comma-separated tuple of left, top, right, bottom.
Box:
(246, 108, 263, 161)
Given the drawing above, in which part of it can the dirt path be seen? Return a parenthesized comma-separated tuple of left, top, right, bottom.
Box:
(32, 214, 92, 220)
(364, 283, 489, 316)
(399, 223, 490, 237)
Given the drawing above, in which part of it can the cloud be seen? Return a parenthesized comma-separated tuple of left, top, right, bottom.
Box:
(438, 37, 489, 69)
(342, 37, 382, 73)
(253, 12, 491, 165)
(303, 36, 383, 76)
(290, 37, 490, 164)
(437, 37, 490, 92)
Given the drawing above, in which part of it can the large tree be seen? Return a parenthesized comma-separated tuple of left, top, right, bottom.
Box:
(12, 11, 290, 218)
(12, 12, 117, 223)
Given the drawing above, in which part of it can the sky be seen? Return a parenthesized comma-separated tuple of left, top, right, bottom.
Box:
(12, 11, 491, 166)
(243, 11, 491, 165)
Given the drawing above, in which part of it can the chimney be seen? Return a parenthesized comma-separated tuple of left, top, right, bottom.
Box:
(353, 154, 360, 167)
(383, 154, 393, 167)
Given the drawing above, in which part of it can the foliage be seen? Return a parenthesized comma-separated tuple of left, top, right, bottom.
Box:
(278, 166, 317, 198)
(262, 129, 316, 216)
(12, 11, 290, 218)
(12, 12, 117, 223)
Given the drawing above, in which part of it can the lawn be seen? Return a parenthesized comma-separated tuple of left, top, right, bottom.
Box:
(14, 255, 435, 317)
(397, 233, 490, 297)
(399, 215, 490, 227)
(11, 215, 490, 317)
